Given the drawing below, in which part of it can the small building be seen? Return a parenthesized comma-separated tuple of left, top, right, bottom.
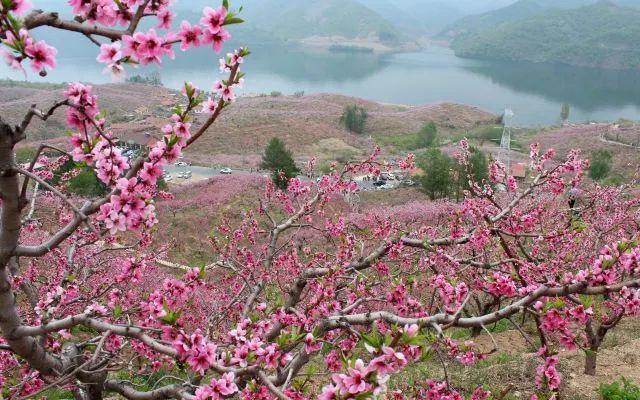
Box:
(509, 163, 527, 180)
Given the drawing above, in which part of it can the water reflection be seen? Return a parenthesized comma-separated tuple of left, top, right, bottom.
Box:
(465, 61, 640, 112)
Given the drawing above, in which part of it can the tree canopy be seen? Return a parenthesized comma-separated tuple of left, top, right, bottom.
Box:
(260, 137, 301, 189)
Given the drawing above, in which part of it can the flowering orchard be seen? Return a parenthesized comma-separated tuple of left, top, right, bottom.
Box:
(0, 1, 640, 400)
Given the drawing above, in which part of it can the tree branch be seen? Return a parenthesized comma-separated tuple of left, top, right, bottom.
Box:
(104, 380, 195, 400)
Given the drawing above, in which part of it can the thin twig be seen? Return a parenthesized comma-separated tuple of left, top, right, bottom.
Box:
(258, 371, 292, 400)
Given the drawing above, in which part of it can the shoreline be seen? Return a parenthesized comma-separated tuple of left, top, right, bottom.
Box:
(1, 78, 637, 129)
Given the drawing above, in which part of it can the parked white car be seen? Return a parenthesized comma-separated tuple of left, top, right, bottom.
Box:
(220, 168, 233, 174)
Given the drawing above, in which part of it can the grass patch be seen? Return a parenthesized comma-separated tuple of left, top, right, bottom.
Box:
(476, 352, 521, 368)
(375, 133, 424, 151)
(599, 377, 640, 400)
(487, 319, 512, 334)
(15, 146, 38, 163)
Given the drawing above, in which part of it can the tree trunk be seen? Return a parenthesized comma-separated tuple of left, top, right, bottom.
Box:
(471, 325, 483, 337)
(584, 348, 597, 376)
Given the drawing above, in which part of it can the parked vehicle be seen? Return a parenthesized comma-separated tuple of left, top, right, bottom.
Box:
(403, 179, 416, 187)
(220, 168, 233, 174)
(373, 180, 387, 187)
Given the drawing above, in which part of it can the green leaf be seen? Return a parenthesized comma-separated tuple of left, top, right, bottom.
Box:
(172, 104, 184, 116)
(113, 304, 123, 318)
(159, 301, 182, 325)
(399, 334, 427, 346)
(361, 331, 383, 350)
(222, 0, 229, 10)
(224, 17, 244, 26)
(7, 11, 22, 30)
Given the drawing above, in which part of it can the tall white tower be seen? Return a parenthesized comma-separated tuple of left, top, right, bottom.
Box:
(500, 108, 514, 171)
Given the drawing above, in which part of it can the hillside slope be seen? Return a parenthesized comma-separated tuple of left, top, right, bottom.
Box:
(176, 0, 410, 50)
(4, 82, 495, 167)
(449, 2, 640, 69)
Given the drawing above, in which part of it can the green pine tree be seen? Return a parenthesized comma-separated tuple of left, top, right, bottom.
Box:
(417, 148, 453, 200)
(260, 137, 301, 190)
(341, 105, 367, 134)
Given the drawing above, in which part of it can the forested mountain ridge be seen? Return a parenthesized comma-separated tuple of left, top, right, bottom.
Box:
(438, 0, 601, 40)
(445, 1, 640, 69)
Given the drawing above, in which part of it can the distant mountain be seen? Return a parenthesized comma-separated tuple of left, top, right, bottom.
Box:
(167, 1, 523, 41)
(451, 0, 519, 14)
(450, 2, 640, 69)
(242, 0, 402, 41)
(173, 0, 413, 50)
(440, 0, 640, 40)
(438, 0, 600, 40)
(31, 0, 410, 49)
(358, 0, 464, 35)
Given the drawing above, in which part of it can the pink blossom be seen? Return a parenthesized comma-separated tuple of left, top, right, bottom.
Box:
(140, 162, 163, 185)
(177, 21, 203, 51)
(202, 27, 231, 53)
(200, 97, 218, 114)
(25, 40, 57, 73)
(333, 359, 372, 395)
(156, 9, 174, 29)
(96, 43, 122, 64)
(200, 6, 227, 33)
(5, 0, 31, 15)
(318, 385, 338, 400)
(213, 80, 236, 102)
(304, 333, 322, 354)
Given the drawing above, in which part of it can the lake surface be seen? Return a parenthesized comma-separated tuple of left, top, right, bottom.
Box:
(3, 32, 640, 126)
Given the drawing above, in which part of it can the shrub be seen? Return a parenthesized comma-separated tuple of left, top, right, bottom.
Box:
(417, 121, 438, 148)
(417, 148, 453, 200)
(293, 91, 305, 98)
(589, 149, 612, 181)
(599, 377, 640, 400)
(341, 104, 368, 134)
(126, 71, 163, 86)
(66, 168, 108, 197)
(270, 91, 282, 97)
(474, 126, 504, 146)
(50, 159, 108, 197)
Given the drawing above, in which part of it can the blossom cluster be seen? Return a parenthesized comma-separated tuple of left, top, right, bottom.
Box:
(534, 348, 561, 394)
(94, 4, 237, 77)
(0, 0, 240, 78)
(66, 44, 245, 233)
(1, 26, 57, 75)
